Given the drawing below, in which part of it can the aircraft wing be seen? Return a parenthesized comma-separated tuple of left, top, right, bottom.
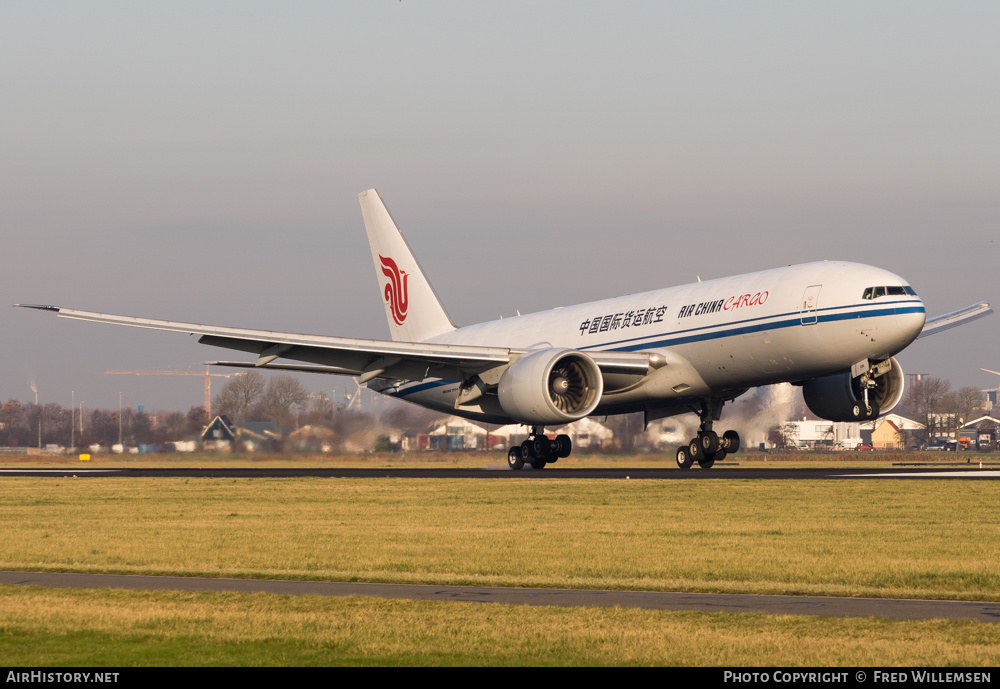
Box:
(918, 302, 993, 339)
(14, 304, 652, 382)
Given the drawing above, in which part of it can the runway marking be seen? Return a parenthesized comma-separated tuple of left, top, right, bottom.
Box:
(841, 471, 1000, 478)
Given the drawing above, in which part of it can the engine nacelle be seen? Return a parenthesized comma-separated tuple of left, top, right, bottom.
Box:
(801, 357, 905, 422)
(497, 348, 603, 425)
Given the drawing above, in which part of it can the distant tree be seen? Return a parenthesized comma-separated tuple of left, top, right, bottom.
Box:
(302, 395, 335, 427)
(0, 400, 30, 446)
(213, 372, 265, 429)
(941, 387, 986, 437)
(160, 411, 191, 441)
(40, 403, 71, 447)
(88, 409, 120, 447)
(130, 410, 152, 445)
(906, 377, 951, 442)
(252, 376, 310, 430)
(187, 405, 209, 434)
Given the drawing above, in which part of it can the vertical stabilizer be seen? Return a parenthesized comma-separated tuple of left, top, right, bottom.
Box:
(358, 189, 456, 342)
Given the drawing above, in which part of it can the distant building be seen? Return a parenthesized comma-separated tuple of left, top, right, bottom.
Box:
(861, 414, 925, 450)
(958, 416, 1000, 450)
(285, 425, 338, 452)
(552, 417, 614, 450)
(400, 418, 499, 452)
(869, 419, 903, 449)
(494, 417, 614, 451)
(200, 415, 278, 451)
(410, 416, 616, 452)
(781, 419, 861, 449)
(201, 415, 237, 447)
(780, 413, 924, 450)
(427, 419, 490, 450)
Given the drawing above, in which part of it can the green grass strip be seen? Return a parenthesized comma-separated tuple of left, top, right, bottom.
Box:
(1, 586, 999, 666)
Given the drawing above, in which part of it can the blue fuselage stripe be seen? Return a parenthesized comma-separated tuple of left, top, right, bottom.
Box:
(390, 301, 924, 398)
(606, 305, 924, 352)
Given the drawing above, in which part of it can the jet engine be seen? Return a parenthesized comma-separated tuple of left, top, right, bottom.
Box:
(801, 357, 905, 422)
(497, 348, 603, 425)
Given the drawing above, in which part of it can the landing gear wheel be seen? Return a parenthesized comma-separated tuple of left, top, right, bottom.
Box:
(521, 439, 535, 460)
(530, 459, 547, 470)
(698, 455, 715, 469)
(700, 430, 719, 455)
(532, 435, 552, 459)
(864, 401, 880, 421)
(688, 438, 704, 463)
(713, 448, 727, 463)
(553, 434, 572, 459)
(676, 446, 693, 469)
(722, 430, 740, 454)
(507, 447, 524, 470)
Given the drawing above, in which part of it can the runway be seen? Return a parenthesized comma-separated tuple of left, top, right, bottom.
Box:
(2, 570, 998, 624)
(1, 466, 999, 479)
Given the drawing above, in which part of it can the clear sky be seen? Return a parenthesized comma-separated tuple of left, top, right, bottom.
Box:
(3, 2, 998, 413)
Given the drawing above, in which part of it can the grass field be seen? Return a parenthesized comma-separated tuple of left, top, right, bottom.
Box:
(1, 456, 998, 665)
(2, 587, 998, 666)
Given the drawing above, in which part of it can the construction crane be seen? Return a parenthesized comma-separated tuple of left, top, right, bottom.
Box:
(104, 366, 243, 418)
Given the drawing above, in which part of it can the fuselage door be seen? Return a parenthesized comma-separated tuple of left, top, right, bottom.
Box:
(800, 285, 822, 325)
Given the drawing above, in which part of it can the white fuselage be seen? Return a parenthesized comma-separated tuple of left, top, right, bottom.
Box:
(375, 261, 926, 423)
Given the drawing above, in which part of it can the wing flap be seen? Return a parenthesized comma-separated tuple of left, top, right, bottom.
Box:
(209, 361, 363, 376)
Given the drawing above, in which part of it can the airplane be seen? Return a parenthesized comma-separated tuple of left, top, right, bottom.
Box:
(16, 189, 993, 469)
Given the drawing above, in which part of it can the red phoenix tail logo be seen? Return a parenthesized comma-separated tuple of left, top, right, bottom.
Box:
(379, 255, 409, 325)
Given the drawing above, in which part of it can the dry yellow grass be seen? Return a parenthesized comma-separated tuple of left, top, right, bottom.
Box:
(1, 477, 998, 599)
(3, 474, 999, 665)
(2, 586, 998, 666)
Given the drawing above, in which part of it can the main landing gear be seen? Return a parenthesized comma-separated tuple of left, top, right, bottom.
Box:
(507, 426, 572, 470)
(675, 401, 741, 470)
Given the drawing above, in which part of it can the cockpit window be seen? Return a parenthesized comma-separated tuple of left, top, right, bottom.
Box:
(862, 285, 917, 300)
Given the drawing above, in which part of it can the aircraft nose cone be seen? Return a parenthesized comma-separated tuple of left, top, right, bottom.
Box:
(895, 299, 926, 344)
